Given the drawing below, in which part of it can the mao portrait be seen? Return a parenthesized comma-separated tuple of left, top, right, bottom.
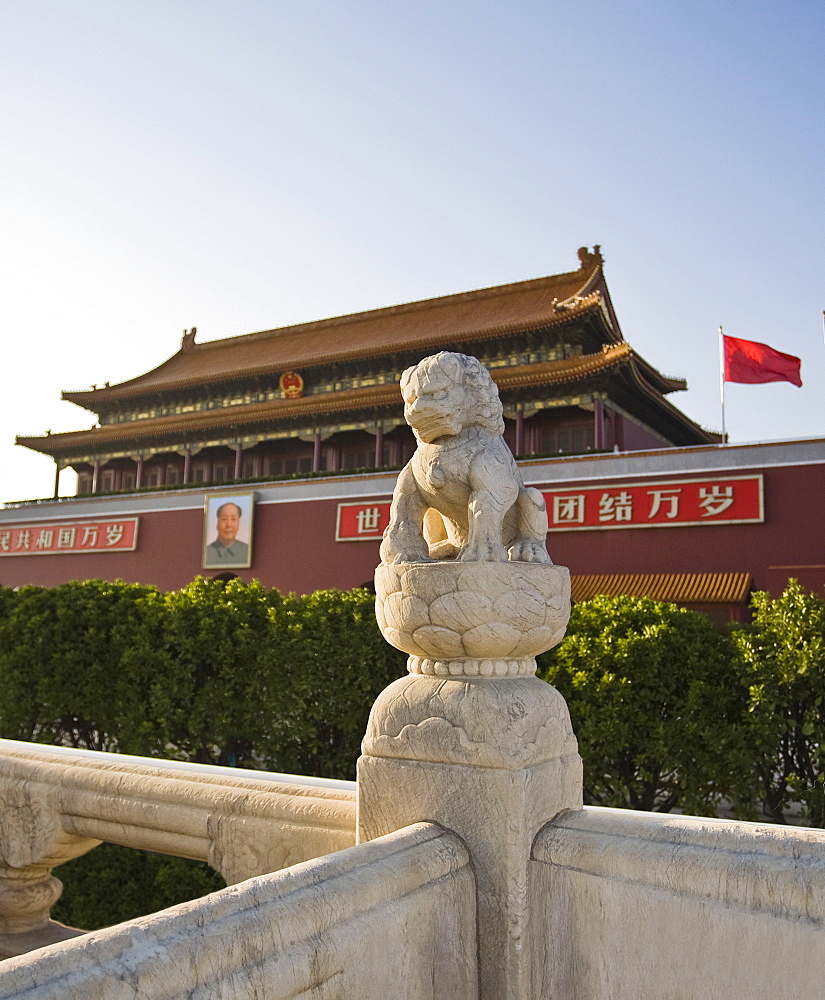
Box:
(202, 493, 254, 569)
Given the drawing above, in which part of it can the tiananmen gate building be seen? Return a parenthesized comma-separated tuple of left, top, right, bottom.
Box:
(5, 247, 823, 620)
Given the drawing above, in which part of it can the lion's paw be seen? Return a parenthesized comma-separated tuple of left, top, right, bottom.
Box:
(380, 540, 433, 565)
(457, 540, 509, 563)
(389, 550, 433, 565)
(507, 539, 552, 564)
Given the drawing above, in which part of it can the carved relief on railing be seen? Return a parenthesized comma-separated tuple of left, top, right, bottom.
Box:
(0, 772, 97, 954)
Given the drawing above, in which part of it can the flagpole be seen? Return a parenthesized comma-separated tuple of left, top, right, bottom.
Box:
(718, 325, 726, 444)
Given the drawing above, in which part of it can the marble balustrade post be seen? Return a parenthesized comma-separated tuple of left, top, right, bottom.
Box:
(357, 352, 582, 1000)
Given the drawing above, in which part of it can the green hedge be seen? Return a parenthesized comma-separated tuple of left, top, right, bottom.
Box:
(732, 580, 825, 826)
(537, 595, 744, 815)
(537, 580, 825, 825)
(2, 577, 824, 819)
(50, 845, 226, 931)
(0, 577, 406, 778)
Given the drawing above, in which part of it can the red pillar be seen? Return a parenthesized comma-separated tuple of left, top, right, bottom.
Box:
(135, 457, 144, 489)
(594, 399, 605, 450)
(313, 432, 322, 472)
(91, 460, 100, 494)
(183, 448, 192, 484)
(515, 407, 524, 457)
(234, 443, 243, 480)
(375, 426, 384, 468)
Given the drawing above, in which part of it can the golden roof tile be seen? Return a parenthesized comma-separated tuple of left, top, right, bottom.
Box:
(571, 572, 753, 604)
(62, 256, 607, 405)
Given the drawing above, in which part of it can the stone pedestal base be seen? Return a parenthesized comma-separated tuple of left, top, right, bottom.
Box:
(358, 674, 582, 1000)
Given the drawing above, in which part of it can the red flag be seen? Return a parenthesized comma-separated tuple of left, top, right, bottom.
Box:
(723, 335, 802, 387)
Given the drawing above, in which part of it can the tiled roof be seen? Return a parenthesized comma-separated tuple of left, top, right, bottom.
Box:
(62, 257, 608, 406)
(497, 343, 685, 394)
(17, 344, 703, 457)
(18, 383, 403, 452)
(571, 572, 753, 604)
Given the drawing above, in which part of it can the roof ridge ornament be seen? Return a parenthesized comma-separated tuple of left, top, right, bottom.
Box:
(181, 327, 197, 353)
(577, 245, 603, 270)
(552, 295, 585, 313)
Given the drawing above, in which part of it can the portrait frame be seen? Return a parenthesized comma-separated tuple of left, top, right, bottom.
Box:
(202, 492, 255, 570)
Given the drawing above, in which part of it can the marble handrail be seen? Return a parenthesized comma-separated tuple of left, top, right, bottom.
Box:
(531, 805, 825, 999)
(0, 740, 356, 957)
(0, 823, 477, 1000)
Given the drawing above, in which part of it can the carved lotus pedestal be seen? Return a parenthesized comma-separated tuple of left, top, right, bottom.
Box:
(375, 560, 570, 675)
(359, 559, 583, 1000)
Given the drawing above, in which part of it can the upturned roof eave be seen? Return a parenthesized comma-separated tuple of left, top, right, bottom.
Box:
(499, 347, 715, 445)
(19, 343, 703, 457)
(27, 344, 636, 456)
(617, 360, 720, 444)
(18, 385, 405, 456)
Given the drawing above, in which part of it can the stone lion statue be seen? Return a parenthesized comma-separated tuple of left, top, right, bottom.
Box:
(379, 352, 551, 565)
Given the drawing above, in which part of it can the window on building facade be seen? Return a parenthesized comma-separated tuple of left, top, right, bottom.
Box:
(122, 472, 135, 491)
(541, 425, 595, 455)
(266, 455, 313, 477)
(342, 449, 374, 470)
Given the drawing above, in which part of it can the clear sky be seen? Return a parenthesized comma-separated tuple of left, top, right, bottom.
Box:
(2, 0, 822, 503)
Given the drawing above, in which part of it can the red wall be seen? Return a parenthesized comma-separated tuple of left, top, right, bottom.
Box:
(614, 413, 671, 452)
(544, 462, 825, 595)
(0, 460, 822, 598)
(0, 496, 386, 595)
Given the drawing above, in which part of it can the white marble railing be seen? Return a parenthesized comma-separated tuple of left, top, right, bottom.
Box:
(0, 740, 356, 958)
(0, 822, 477, 1000)
(532, 806, 825, 1000)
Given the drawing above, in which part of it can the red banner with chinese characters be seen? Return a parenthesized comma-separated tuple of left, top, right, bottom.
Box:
(544, 476, 763, 531)
(0, 518, 139, 556)
(336, 502, 391, 541)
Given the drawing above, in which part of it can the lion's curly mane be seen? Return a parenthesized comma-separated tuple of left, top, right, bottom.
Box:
(401, 352, 504, 436)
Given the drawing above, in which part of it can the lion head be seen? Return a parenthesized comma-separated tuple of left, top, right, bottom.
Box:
(400, 352, 504, 443)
